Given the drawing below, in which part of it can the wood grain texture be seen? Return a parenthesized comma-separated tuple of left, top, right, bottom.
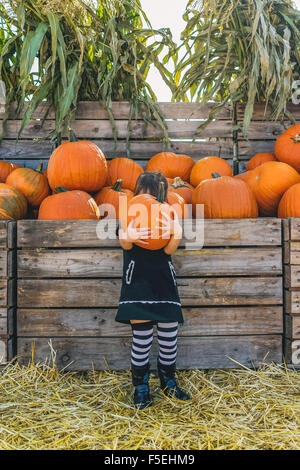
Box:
(0, 222, 8, 248)
(0, 119, 234, 140)
(238, 140, 276, 158)
(0, 339, 7, 363)
(17, 335, 283, 370)
(17, 277, 283, 308)
(289, 219, 300, 241)
(285, 315, 300, 339)
(17, 247, 282, 278)
(17, 306, 283, 337)
(285, 290, 300, 315)
(17, 219, 282, 248)
(237, 102, 300, 121)
(0, 101, 232, 121)
(0, 309, 7, 336)
(237, 121, 287, 140)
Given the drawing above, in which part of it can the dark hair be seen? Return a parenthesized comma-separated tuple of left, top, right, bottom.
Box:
(134, 172, 168, 200)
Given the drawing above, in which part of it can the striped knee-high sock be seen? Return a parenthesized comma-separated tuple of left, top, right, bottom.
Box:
(157, 322, 178, 366)
(131, 322, 154, 367)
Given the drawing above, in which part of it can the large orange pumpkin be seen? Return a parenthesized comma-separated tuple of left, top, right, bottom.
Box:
(234, 170, 254, 183)
(278, 183, 300, 218)
(246, 152, 276, 171)
(0, 162, 21, 183)
(169, 177, 194, 204)
(167, 191, 186, 219)
(246, 161, 300, 216)
(106, 158, 143, 191)
(38, 188, 100, 220)
(274, 124, 300, 171)
(192, 174, 258, 219)
(126, 182, 174, 250)
(6, 163, 50, 207)
(190, 157, 233, 187)
(0, 183, 27, 220)
(94, 179, 133, 219)
(145, 152, 195, 181)
(47, 139, 107, 192)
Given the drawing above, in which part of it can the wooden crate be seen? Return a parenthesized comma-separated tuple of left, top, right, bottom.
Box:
(283, 218, 300, 367)
(0, 221, 16, 364)
(16, 219, 283, 370)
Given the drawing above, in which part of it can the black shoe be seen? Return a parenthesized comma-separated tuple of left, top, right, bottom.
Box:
(157, 360, 191, 402)
(131, 363, 152, 410)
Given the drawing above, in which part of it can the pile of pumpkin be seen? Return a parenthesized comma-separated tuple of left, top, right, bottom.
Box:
(0, 123, 300, 221)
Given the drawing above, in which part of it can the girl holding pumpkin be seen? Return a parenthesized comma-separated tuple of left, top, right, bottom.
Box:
(115, 172, 191, 409)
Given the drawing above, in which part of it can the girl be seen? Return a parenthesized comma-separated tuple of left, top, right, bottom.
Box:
(116, 172, 190, 409)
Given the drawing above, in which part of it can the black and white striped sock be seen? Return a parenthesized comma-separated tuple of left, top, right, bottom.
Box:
(157, 322, 178, 366)
(131, 322, 154, 367)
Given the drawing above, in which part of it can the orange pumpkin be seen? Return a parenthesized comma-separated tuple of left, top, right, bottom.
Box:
(6, 163, 50, 207)
(234, 170, 255, 183)
(38, 188, 100, 220)
(246, 161, 300, 216)
(246, 152, 276, 171)
(190, 157, 233, 187)
(0, 162, 21, 183)
(192, 174, 258, 219)
(169, 177, 194, 204)
(94, 179, 133, 219)
(145, 152, 195, 181)
(126, 182, 174, 250)
(278, 183, 300, 218)
(106, 158, 143, 191)
(274, 124, 300, 171)
(0, 183, 27, 220)
(47, 139, 107, 192)
(167, 191, 186, 219)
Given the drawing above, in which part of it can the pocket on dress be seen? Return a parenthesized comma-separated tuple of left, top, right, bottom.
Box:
(125, 260, 135, 285)
(168, 261, 177, 286)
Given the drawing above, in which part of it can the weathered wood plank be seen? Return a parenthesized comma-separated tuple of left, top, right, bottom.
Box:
(17, 247, 282, 278)
(0, 119, 234, 140)
(17, 335, 283, 370)
(290, 219, 300, 241)
(0, 251, 8, 278)
(0, 101, 232, 121)
(237, 121, 288, 140)
(0, 280, 8, 307)
(0, 222, 8, 248)
(0, 308, 7, 336)
(284, 265, 300, 288)
(0, 339, 7, 363)
(17, 306, 283, 337)
(17, 277, 283, 308)
(285, 315, 300, 339)
(288, 242, 300, 264)
(0, 138, 235, 160)
(235, 140, 276, 157)
(17, 219, 282, 248)
(237, 102, 300, 121)
(285, 290, 300, 315)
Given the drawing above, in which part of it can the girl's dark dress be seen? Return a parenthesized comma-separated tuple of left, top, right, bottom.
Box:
(115, 244, 184, 324)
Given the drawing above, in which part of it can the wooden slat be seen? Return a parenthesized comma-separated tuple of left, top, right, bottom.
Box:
(288, 242, 300, 264)
(0, 138, 234, 160)
(0, 222, 8, 248)
(0, 101, 232, 121)
(0, 280, 8, 307)
(0, 119, 234, 140)
(0, 308, 7, 336)
(285, 290, 300, 315)
(285, 315, 300, 339)
(17, 335, 282, 370)
(284, 265, 300, 288)
(0, 251, 7, 278)
(237, 102, 300, 121)
(290, 219, 300, 241)
(17, 247, 282, 278)
(238, 140, 275, 158)
(17, 277, 282, 308)
(0, 339, 7, 363)
(17, 306, 283, 337)
(237, 121, 288, 140)
(17, 219, 282, 248)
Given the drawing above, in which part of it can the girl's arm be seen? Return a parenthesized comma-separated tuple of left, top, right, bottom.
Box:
(119, 219, 152, 251)
(158, 211, 183, 255)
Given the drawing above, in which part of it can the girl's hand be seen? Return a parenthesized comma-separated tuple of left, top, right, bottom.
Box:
(120, 219, 152, 245)
(156, 210, 182, 239)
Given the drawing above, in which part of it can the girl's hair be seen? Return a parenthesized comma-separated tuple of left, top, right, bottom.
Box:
(134, 172, 168, 200)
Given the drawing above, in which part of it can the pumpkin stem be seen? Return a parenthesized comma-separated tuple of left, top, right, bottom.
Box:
(171, 177, 190, 189)
(157, 181, 165, 203)
(212, 172, 222, 179)
(36, 162, 43, 174)
(55, 187, 68, 193)
(291, 134, 300, 144)
(112, 179, 123, 192)
(68, 128, 78, 142)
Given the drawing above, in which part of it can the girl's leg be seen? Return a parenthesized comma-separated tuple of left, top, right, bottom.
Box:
(130, 321, 154, 409)
(157, 322, 191, 401)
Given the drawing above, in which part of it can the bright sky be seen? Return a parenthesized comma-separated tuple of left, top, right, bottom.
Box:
(141, 0, 300, 101)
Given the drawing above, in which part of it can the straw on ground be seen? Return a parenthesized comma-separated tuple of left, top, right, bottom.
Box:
(0, 360, 299, 450)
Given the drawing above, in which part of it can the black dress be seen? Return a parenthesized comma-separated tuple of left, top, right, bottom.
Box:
(115, 244, 184, 324)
